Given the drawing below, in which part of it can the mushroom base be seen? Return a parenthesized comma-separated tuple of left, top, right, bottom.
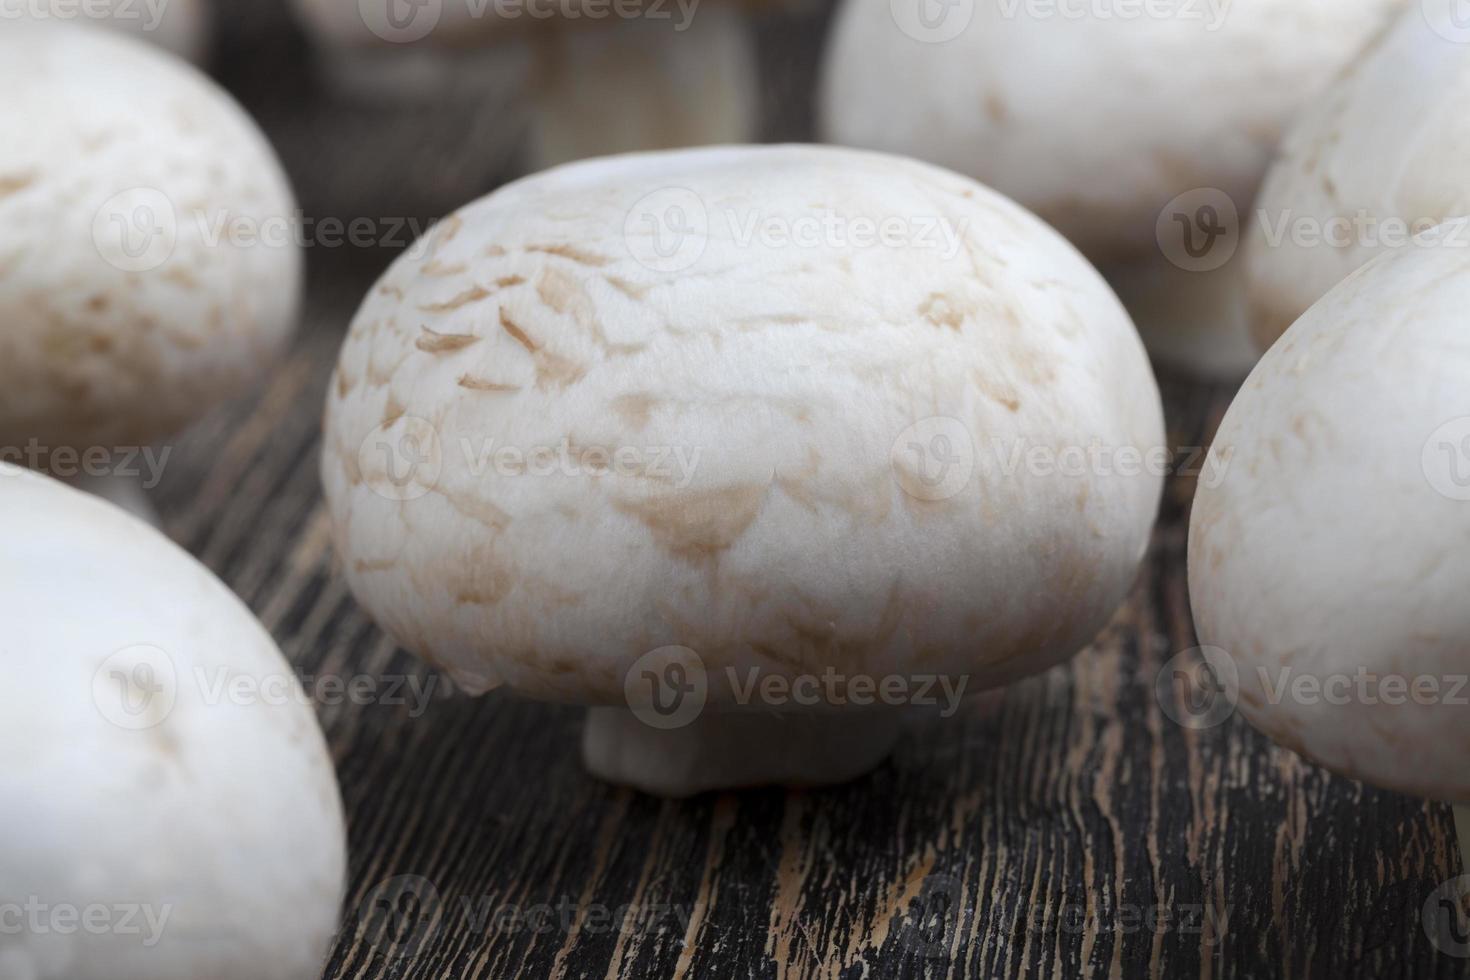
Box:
(581, 707, 908, 798)
(63, 470, 158, 526)
(1455, 805, 1470, 871)
(1107, 256, 1261, 380)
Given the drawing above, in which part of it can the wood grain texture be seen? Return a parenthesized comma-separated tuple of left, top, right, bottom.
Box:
(145, 4, 1470, 977)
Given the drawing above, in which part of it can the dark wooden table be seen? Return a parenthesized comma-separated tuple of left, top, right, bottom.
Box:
(151, 5, 1470, 976)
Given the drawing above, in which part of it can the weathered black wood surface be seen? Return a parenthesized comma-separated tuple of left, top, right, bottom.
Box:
(146, 4, 1470, 977)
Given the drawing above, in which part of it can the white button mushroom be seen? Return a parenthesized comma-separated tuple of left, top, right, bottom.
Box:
(12, 0, 212, 62)
(287, 0, 759, 169)
(1189, 239, 1470, 853)
(321, 144, 1166, 796)
(818, 0, 1405, 377)
(0, 465, 346, 980)
(1244, 5, 1470, 350)
(0, 24, 301, 521)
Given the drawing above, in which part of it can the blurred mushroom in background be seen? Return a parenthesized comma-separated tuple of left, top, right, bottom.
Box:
(288, 0, 772, 173)
(12, 0, 212, 61)
(1245, 4, 1470, 350)
(0, 24, 301, 522)
(818, 0, 1405, 378)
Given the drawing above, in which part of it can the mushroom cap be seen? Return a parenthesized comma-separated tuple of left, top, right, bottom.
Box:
(1189, 240, 1470, 803)
(0, 466, 345, 979)
(1244, 7, 1470, 349)
(0, 24, 300, 453)
(819, 0, 1403, 264)
(321, 144, 1165, 706)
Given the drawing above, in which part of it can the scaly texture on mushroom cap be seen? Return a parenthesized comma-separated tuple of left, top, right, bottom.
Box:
(0, 24, 300, 453)
(0, 466, 346, 980)
(321, 145, 1166, 705)
(1244, 8, 1470, 350)
(819, 0, 1403, 264)
(1189, 241, 1470, 803)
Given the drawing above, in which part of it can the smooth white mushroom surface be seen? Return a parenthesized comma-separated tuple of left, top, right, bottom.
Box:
(15, 0, 211, 62)
(0, 25, 300, 501)
(322, 145, 1165, 793)
(818, 0, 1404, 376)
(1190, 240, 1470, 803)
(1244, 6, 1470, 350)
(0, 466, 346, 980)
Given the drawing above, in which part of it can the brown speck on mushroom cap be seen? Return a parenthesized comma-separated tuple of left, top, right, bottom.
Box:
(321, 145, 1165, 712)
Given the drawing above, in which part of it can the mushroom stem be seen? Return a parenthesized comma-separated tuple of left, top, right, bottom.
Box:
(1107, 256, 1261, 379)
(63, 470, 159, 526)
(582, 706, 908, 797)
(1454, 805, 1470, 871)
(526, 9, 759, 172)
(312, 41, 531, 109)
